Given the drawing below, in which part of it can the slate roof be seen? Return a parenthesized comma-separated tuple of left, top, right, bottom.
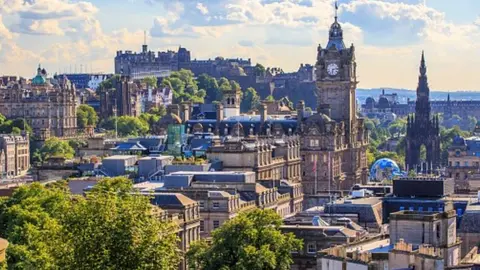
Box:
(151, 193, 197, 207)
(111, 141, 147, 151)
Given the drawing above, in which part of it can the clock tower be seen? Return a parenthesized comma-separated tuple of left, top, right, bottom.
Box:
(315, 5, 357, 142)
(299, 1, 368, 198)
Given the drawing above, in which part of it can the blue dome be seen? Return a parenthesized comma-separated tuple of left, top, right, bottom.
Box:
(370, 158, 402, 181)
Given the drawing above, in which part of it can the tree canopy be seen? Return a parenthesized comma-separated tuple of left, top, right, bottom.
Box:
(76, 104, 98, 129)
(187, 209, 302, 270)
(241, 87, 261, 113)
(0, 177, 181, 270)
(35, 137, 75, 162)
(162, 69, 205, 103)
(102, 116, 149, 137)
(142, 76, 158, 88)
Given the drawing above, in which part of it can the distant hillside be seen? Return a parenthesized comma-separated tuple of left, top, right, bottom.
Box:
(356, 88, 480, 103)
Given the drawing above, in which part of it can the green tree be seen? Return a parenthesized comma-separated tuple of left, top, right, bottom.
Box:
(241, 87, 261, 113)
(0, 177, 181, 270)
(187, 209, 302, 270)
(97, 75, 120, 92)
(139, 113, 160, 132)
(254, 63, 266, 76)
(142, 76, 158, 88)
(76, 104, 98, 128)
(163, 69, 205, 103)
(0, 118, 32, 135)
(63, 177, 181, 269)
(148, 105, 167, 117)
(37, 137, 75, 161)
(117, 116, 149, 137)
(197, 74, 220, 102)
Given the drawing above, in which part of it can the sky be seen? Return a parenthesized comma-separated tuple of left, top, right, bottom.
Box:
(0, 0, 479, 91)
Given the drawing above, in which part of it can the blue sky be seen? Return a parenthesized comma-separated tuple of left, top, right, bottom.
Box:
(0, 0, 479, 91)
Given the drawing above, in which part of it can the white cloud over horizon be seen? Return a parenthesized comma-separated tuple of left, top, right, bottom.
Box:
(0, 0, 479, 91)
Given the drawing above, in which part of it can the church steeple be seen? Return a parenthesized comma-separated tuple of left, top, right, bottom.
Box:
(326, 1, 345, 50)
(417, 51, 430, 100)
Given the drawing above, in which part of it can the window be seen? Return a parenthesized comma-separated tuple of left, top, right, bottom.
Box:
(307, 242, 317, 254)
(200, 220, 204, 232)
(455, 161, 460, 167)
(213, 220, 220, 229)
(213, 202, 220, 209)
(199, 201, 205, 208)
(310, 139, 319, 147)
(465, 161, 469, 166)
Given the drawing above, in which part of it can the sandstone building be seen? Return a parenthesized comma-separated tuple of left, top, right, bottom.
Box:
(0, 134, 29, 177)
(0, 66, 77, 139)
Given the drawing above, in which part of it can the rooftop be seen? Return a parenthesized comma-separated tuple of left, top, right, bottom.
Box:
(103, 155, 137, 160)
(151, 193, 197, 207)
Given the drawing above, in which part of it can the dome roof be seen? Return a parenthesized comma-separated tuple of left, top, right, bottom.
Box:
(377, 97, 391, 109)
(32, 64, 47, 85)
(369, 158, 402, 181)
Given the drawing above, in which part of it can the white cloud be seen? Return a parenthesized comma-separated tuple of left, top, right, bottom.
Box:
(196, 3, 209, 15)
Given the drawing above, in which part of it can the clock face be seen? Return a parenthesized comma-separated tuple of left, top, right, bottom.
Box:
(327, 63, 339, 76)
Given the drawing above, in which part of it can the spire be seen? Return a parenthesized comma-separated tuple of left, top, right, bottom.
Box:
(334, 1, 338, 22)
(326, 1, 345, 50)
(142, 30, 148, 53)
(420, 50, 426, 76)
(447, 93, 451, 102)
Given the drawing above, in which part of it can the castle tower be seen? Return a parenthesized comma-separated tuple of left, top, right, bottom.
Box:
(405, 52, 441, 172)
(222, 87, 241, 119)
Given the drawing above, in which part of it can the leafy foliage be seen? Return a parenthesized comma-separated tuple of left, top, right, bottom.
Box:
(162, 69, 205, 103)
(187, 209, 302, 270)
(197, 74, 221, 103)
(0, 115, 32, 135)
(241, 87, 261, 113)
(142, 76, 158, 88)
(76, 104, 98, 128)
(0, 177, 181, 270)
(35, 137, 75, 162)
(101, 116, 149, 137)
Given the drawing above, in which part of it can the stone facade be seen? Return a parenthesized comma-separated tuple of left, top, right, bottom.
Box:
(389, 204, 461, 267)
(299, 12, 369, 193)
(0, 66, 77, 139)
(405, 53, 441, 172)
(99, 75, 142, 119)
(0, 134, 29, 177)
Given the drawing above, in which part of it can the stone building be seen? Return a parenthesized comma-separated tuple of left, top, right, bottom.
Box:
(389, 203, 461, 267)
(405, 52, 441, 172)
(299, 9, 369, 193)
(99, 75, 142, 119)
(152, 9, 369, 195)
(155, 189, 256, 238)
(446, 123, 480, 191)
(0, 134, 29, 177)
(207, 135, 301, 183)
(0, 66, 77, 139)
(151, 193, 201, 270)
